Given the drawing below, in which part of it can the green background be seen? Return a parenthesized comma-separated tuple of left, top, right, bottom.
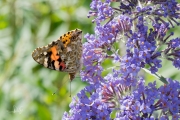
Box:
(0, 0, 179, 120)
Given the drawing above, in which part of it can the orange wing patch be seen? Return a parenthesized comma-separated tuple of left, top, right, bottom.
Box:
(49, 46, 66, 70)
(60, 31, 72, 47)
(50, 46, 59, 61)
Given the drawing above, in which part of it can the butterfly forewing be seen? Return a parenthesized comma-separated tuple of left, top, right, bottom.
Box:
(32, 29, 82, 80)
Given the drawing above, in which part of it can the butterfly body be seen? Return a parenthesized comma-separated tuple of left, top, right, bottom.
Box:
(32, 29, 82, 81)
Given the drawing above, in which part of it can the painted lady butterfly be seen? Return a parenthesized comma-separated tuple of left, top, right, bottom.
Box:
(32, 29, 82, 81)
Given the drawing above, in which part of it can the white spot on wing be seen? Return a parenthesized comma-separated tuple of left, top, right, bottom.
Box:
(44, 58, 48, 67)
(54, 61, 60, 70)
(43, 52, 47, 55)
(67, 47, 72, 52)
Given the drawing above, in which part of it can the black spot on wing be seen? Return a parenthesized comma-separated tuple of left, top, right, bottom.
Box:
(57, 58, 62, 63)
(52, 41, 55, 45)
(47, 57, 51, 68)
(46, 51, 52, 68)
(47, 58, 51, 68)
(52, 60, 55, 70)
(46, 51, 52, 57)
(59, 65, 63, 71)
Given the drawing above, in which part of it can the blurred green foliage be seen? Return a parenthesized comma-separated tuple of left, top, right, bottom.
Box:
(0, 0, 180, 120)
(0, 0, 92, 119)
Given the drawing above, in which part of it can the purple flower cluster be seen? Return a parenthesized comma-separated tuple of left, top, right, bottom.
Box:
(63, 0, 180, 119)
(63, 85, 112, 120)
(102, 78, 180, 119)
(88, 0, 114, 23)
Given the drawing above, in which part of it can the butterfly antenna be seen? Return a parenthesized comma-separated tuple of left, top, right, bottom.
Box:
(69, 80, 72, 97)
(52, 89, 58, 95)
(52, 77, 69, 95)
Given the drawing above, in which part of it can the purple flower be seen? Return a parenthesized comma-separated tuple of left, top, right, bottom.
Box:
(63, 85, 112, 120)
(63, 0, 180, 119)
(63, 77, 180, 119)
(164, 38, 180, 69)
(101, 78, 180, 119)
(88, 0, 114, 24)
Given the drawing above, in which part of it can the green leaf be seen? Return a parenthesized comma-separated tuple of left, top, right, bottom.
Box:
(142, 68, 168, 84)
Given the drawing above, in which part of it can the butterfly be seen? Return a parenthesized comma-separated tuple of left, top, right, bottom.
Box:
(32, 29, 82, 81)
